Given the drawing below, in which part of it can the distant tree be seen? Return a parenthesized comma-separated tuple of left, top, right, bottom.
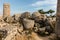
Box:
(38, 9, 55, 18)
(47, 9, 55, 17)
(38, 9, 46, 14)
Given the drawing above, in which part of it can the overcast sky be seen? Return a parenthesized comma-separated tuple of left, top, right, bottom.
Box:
(0, 0, 57, 15)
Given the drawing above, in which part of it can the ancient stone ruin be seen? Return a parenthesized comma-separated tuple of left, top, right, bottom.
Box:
(0, 3, 57, 40)
(3, 3, 10, 18)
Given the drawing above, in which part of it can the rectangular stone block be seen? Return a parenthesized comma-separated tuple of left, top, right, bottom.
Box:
(56, 0, 60, 37)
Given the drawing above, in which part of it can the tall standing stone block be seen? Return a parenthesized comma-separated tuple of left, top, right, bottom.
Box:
(56, 0, 60, 37)
(3, 3, 10, 18)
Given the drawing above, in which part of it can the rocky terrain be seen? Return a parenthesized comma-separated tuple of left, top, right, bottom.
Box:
(0, 12, 56, 40)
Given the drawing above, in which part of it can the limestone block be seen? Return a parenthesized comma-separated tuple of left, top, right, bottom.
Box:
(23, 18, 34, 29)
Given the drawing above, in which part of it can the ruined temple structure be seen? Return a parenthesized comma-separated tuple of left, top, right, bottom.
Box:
(56, 0, 60, 37)
(3, 3, 10, 18)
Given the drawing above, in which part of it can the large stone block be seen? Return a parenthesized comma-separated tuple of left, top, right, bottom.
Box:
(56, 0, 60, 37)
(21, 12, 31, 18)
(32, 12, 41, 18)
(23, 18, 34, 29)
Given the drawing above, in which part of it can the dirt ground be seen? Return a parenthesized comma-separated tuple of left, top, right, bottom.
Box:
(35, 33, 56, 40)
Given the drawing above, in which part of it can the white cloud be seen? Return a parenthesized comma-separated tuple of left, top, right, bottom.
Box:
(31, 0, 57, 14)
(31, 0, 57, 7)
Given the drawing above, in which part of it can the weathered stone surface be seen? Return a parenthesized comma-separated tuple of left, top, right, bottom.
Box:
(32, 12, 41, 19)
(33, 27, 38, 32)
(0, 30, 7, 38)
(35, 16, 41, 22)
(38, 27, 46, 33)
(13, 14, 21, 22)
(3, 16, 14, 23)
(21, 12, 31, 18)
(0, 22, 43, 40)
(0, 22, 24, 40)
(34, 23, 40, 28)
(5, 32, 43, 40)
(23, 18, 34, 29)
(40, 14, 47, 20)
(55, 0, 60, 37)
(17, 24, 23, 33)
(32, 12, 41, 23)
(32, 12, 47, 23)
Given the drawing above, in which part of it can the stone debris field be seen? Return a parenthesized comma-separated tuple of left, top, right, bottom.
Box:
(0, 11, 56, 40)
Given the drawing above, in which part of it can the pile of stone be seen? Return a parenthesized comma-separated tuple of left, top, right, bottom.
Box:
(3, 12, 55, 34)
(0, 11, 56, 40)
(0, 23, 43, 40)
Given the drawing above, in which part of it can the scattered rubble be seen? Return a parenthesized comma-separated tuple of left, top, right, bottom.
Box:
(0, 12, 56, 40)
